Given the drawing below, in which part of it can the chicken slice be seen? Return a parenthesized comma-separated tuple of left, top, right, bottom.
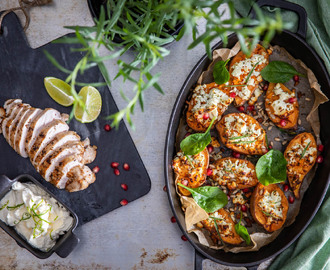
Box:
(82, 138, 97, 164)
(2, 102, 23, 140)
(9, 104, 31, 148)
(66, 165, 96, 192)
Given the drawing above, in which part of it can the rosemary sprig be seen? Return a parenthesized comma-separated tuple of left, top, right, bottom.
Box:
(244, 61, 260, 84)
(210, 217, 225, 246)
(229, 133, 252, 141)
(300, 141, 311, 160)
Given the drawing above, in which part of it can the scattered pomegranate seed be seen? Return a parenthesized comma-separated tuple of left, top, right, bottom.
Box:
(268, 145, 273, 150)
(288, 97, 297, 104)
(241, 204, 247, 212)
(232, 151, 240, 158)
(121, 183, 128, 191)
(317, 145, 324, 152)
(163, 185, 167, 192)
(171, 216, 176, 223)
(288, 195, 295, 204)
(123, 163, 130, 171)
(238, 106, 245, 112)
(230, 92, 236, 98)
(207, 168, 213, 176)
(203, 113, 209, 120)
(184, 132, 191, 138)
(316, 155, 324, 163)
(111, 162, 119, 168)
(247, 105, 254, 111)
(120, 199, 128, 206)
(104, 124, 111, 132)
(262, 83, 269, 91)
(243, 188, 250, 193)
(207, 145, 214, 153)
(114, 168, 120, 176)
(280, 119, 287, 127)
(182, 180, 189, 186)
(181, 235, 188, 241)
(293, 75, 299, 82)
(283, 184, 289, 192)
(92, 166, 100, 174)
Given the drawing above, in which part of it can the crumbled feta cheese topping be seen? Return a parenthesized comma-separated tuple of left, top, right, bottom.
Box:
(258, 190, 283, 220)
(271, 83, 295, 116)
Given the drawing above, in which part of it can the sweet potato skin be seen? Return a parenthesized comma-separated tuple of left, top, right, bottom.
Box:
(186, 83, 233, 132)
(265, 83, 299, 129)
(210, 157, 258, 190)
(201, 208, 243, 245)
(216, 113, 268, 155)
(284, 132, 317, 198)
(172, 148, 209, 196)
(229, 44, 272, 107)
(250, 183, 288, 232)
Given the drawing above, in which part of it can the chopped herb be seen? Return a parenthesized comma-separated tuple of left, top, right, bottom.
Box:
(261, 210, 277, 218)
(228, 133, 252, 141)
(245, 61, 260, 84)
(210, 217, 225, 246)
(50, 229, 54, 241)
(231, 140, 257, 144)
(7, 203, 24, 211)
(54, 216, 59, 221)
(226, 84, 247, 87)
(0, 200, 9, 211)
(300, 141, 311, 160)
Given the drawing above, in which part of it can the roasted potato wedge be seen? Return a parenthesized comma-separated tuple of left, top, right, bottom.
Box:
(210, 157, 258, 190)
(216, 113, 268, 155)
(265, 83, 299, 129)
(201, 208, 243, 245)
(186, 82, 233, 132)
(172, 149, 209, 196)
(284, 132, 317, 198)
(229, 44, 272, 106)
(250, 183, 288, 232)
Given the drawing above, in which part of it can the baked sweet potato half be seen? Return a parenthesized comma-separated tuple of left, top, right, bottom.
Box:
(229, 44, 272, 107)
(265, 83, 299, 129)
(216, 113, 268, 155)
(172, 149, 209, 196)
(186, 82, 233, 132)
(210, 157, 258, 190)
(250, 183, 288, 232)
(284, 132, 317, 198)
(201, 208, 243, 245)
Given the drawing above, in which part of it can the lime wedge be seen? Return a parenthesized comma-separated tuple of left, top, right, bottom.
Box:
(74, 86, 102, 123)
(44, 77, 74, 107)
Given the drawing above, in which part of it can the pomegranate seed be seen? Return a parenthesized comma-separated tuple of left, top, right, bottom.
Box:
(230, 92, 236, 98)
(280, 119, 287, 127)
(123, 163, 130, 171)
(243, 188, 249, 193)
(207, 145, 214, 153)
(203, 113, 209, 120)
(268, 145, 273, 149)
(293, 75, 299, 82)
(104, 124, 111, 132)
(232, 151, 240, 158)
(111, 162, 119, 168)
(207, 168, 213, 176)
(163, 185, 167, 192)
(262, 83, 269, 91)
(317, 145, 324, 152)
(283, 184, 289, 192)
(92, 166, 100, 174)
(120, 199, 128, 206)
(238, 106, 245, 112)
(114, 168, 120, 176)
(171, 216, 176, 223)
(241, 205, 247, 212)
(247, 105, 254, 111)
(316, 155, 324, 163)
(121, 183, 128, 191)
(181, 235, 188, 241)
(288, 97, 297, 104)
(288, 195, 295, 204)
(184, 132, 191, 138)
(182, 180, 189, 186)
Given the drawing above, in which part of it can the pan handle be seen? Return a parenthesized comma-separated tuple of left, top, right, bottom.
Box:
(194, 250, 205, 270)
(250, 0, 307, 40)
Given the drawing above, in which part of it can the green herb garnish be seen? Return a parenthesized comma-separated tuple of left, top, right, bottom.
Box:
(54, 216, 59, 221)
(226, 85, 247, 87)
(210, 217, 225, 246)
(180, 117, 216, 156)
(244, 61, 260, 84)
(234, 212, 251, 245)
(177, 183, 228, 213)
(7, 203, 24, 211)
(213, 59, 230, 85)
(229, 133, 252, 141)
(256, 149, 287, 186)
(261, 210, 277, 218)
(0, 200, 9, 211)
(300, 141, 311, 160)
(50, 229, 54, 241)
(261, 61, 305, 83)
(231, 140, 257, 144)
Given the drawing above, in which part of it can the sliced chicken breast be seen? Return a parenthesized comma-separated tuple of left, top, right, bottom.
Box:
(9, 104, 31, 148)
(2, 102, 23, 140)
(66, 165, 96, 192)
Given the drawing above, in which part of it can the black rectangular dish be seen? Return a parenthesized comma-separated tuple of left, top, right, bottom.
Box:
(0, 174, 79, 259)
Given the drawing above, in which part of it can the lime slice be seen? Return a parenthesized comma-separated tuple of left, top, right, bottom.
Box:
(44, 77, 74, 107)
(74, 86, 102, 123)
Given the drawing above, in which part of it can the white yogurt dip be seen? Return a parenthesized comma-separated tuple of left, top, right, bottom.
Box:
(0, 182, 73, 252)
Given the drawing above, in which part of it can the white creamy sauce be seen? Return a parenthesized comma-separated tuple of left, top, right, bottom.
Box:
(271, 83, 295, 115)
(0, 182, 73, 252)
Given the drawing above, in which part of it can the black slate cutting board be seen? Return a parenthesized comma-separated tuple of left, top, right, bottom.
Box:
(0, 12, 151, 225)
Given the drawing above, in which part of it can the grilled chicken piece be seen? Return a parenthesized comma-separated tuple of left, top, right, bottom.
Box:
(0, 99, 97, 192)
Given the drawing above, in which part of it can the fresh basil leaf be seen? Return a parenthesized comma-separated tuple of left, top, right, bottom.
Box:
(256, 149, 287, 186)
(180, 117, 216, 156)
(213, 59, 230, 85)
(261, 61, 305, 83)
(234, 212, 251, 245)
(177, 183, 228, 213)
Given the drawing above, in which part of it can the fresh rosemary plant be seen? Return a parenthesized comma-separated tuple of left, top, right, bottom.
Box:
(45, 0, 287, 128)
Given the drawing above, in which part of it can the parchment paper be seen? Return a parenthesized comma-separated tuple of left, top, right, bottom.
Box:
(175, 42, 329, 253)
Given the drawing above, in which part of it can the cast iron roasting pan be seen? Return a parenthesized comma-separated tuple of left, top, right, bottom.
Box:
(164, 0, 330, 269)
